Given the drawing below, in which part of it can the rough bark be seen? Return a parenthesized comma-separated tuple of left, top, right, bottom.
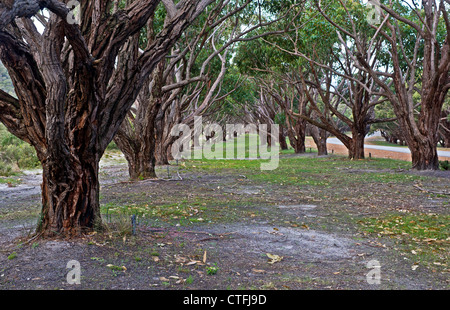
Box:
(0, 0, 214, 236)
(279, 126, 288, 150)
(287, 119, 306, 154)
(308, 123, 328, 156)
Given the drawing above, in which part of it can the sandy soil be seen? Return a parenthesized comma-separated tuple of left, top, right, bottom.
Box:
(0, 152, 448, 290)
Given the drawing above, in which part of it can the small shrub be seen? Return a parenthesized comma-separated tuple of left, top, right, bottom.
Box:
(0, 160, 13, 176)
(206, 264, 218, 275)
(439, 160, 449, 171)
(185, 275, 194, 285)
(0, 124, 40, 174)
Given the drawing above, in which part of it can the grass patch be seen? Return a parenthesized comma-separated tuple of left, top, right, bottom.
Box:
(0, 176, 22, 185)
(101, 200, 208, 225)
(366, 140, 409, 148)
(185, 155, 426, 187)
(359, 213, 449, 268)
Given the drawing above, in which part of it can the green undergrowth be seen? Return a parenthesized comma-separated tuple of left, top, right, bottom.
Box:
(0, 124, 40, 176)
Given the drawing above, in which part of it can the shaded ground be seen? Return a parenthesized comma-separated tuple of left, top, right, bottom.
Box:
(0, 151, 449, 290)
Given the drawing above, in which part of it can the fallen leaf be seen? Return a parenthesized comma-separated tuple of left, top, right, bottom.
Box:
(252, 269, 266, 273)
(174, 255, 188, 263)
(203, 250, 207, 263)
(159, 277, 170, 281)
(266, 253, 283, 264)
(411, 265, 419, 271)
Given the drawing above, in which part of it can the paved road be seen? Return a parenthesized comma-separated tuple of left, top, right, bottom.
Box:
(327, 137, 450, 158)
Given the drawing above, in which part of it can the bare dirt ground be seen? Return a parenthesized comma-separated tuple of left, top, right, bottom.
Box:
(0, 151, 449, 291)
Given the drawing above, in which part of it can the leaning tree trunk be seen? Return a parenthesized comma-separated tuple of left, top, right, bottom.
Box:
(439, 110, 450, 147)
(154, 118, 172, 165)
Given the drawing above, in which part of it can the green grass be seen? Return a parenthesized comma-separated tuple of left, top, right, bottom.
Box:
(359, 213, 449, 268)
(101, 200, 208, 224)
(184, 154, 426, 187)
(367, 140, 409, 148)
(0, 176, 22, 185)
(368, 140, 449, 151)
(7, 251, 17, 260)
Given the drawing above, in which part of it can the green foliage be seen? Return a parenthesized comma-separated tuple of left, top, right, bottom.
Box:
(7, 251, 17, 260)
(0, 124, 40, 175)
(439, 160, 450, 171)
(0, 61, 15, 96)
(0, 64, 39, 175)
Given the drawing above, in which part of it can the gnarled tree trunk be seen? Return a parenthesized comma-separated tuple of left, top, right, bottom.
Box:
(0, 0, 214, 237)
(39, 155, 101, 236)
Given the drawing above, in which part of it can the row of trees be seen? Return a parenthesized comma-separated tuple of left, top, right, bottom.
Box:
(233, 0, 450, 169)
(0, 0, 301, 236)
(0, 0, 448, 236)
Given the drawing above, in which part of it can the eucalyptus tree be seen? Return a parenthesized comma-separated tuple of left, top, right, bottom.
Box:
(0, 0, 215, 236)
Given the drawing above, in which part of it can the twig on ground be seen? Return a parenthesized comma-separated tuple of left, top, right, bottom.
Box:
(413, 184, 450, 196)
